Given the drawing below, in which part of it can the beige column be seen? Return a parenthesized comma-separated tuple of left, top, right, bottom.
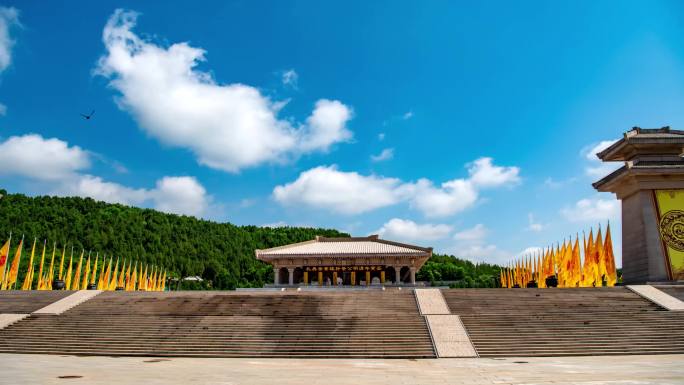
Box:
(395, 266, 402, 285)
(410, 267, 416, 285)
(273, 268, 279, 285)
(288, 268, 294, 285)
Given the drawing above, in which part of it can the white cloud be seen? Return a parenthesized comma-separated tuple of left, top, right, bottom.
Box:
(273, 165, 405, 215)
(0, 102, 6, 116)
(67, 175, 147, 206)
(449, 224, 513, 264)
(409, 178, 478, 218)
(453, 224, 487, 243)
(64, 175, 211, 217)
(150, 176, 208, 216)
(96, 9, 353, 173)
(261, 221, 288, 228)
(582, 139, 621, 178)
(515, 246, 543, 258)
(0, 7, 19, 73)
(0, 134, 91, 180)
(299, 99, 353, 152)
(402, 111, 413, 120)
(527, 213, 543, 232)
(273, 157, 519, 217)
(467, 157, 520, 188)
(0, 134, 210, 217)
(281, 69, 298, 88)
(376, 218, 452, 241)
(561, 196, 620, 222)
(378, 133, 385, 141)
(371, 148, 394, 162)
(457, 244, 510, 264)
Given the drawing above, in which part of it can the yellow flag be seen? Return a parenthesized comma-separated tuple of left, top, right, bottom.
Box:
(595, 227, 605, 286)
(141, 265, 148, 291)
(21, 238, 37, 290)
(90, 253, 99, 285)
(46, 242, 56, 290)
(72, 250, 84, 291)
(7, 236, 25, 289)
(58, 245, 66, 280)
(161, 270, 166, 291)
(130, 262, 137, 291)
(64, 248, 74, 290)
(117, 259, 126, 288)
(102, 257, 112, 290)
(0, 235, 12, 290)
(109, 258, 119, 290)
(604, 223, 618, 286)
(36, 240, 46, 290)
(570, 236, 581, 288)
(81, 253, 91, 290)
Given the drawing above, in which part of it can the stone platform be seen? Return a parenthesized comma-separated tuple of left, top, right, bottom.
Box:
(1, 353, 682, 385)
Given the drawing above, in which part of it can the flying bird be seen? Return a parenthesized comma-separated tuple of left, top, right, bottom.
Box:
(80, 110, 95, 120)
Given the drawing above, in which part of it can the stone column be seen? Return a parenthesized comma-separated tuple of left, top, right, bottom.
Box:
(395, 266, 402, 285)
(273, 268, 279, 285)
(410, 267, 416, 285)
(288, 268, 294, 285)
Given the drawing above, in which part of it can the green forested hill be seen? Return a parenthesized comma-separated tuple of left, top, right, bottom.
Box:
(0, 189, 347, 289)
(0, 189, 501, 289)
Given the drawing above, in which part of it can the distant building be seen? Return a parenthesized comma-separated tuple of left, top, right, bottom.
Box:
(255, 235, 432, 286)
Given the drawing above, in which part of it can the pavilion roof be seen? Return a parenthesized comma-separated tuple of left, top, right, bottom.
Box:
(255, 235, 432, 260)
(596, 126, 684, 161)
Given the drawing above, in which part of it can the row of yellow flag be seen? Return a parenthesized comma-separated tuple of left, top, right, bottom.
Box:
(501, 223, 618, 288)
(0, 234, 167, 291)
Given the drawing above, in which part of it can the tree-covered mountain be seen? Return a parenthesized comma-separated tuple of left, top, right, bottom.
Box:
(0, 189, 347, 289)
(0, 189, 501, 289)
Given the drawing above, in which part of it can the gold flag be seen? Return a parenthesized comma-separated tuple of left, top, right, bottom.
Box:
(58, 245, 66, 280)
(7, 236, 24, 289)
(604, 223, 618, 286)
(90, 253, 99, 285)
(72, 250, 84, 291)
(109, 258, 119, 290)
(21, 238, 37, 290)
(0, 235, 12, 290)
(36, 240, 46, 290)
(64, 247, 74, 290)
(595, 227, 605, 286)
(46, 242, 56, 290)
(570, 236, 581, 288)
(81, 253, 91, 290)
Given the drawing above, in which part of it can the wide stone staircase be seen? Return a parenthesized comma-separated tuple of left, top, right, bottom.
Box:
(0, 290, 435, 358)
(0, 290, 76, 313)
(442, 287, 684, 357)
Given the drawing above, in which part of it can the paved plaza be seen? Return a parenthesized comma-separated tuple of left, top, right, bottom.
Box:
(1, 353, 683, 385)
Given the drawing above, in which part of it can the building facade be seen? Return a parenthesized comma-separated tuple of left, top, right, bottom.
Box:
(255, 235, 432, 286)
(593, 126, 684, 283)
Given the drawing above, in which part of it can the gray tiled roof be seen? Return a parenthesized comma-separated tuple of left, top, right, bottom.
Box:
(256, 236, 431, 258)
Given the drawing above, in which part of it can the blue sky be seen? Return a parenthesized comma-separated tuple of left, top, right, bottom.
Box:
(1, 1, 684, 265)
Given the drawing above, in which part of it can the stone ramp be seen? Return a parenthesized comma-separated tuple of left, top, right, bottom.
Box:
(33, 290, 103, 315)
(414, 289, 477, 357)
(442, 287, 684, 357)
(628, 285, 684, 310)
(655, 286, 684, 302)
(0, 314, 29, 329)
(0, 290, 436, 358)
